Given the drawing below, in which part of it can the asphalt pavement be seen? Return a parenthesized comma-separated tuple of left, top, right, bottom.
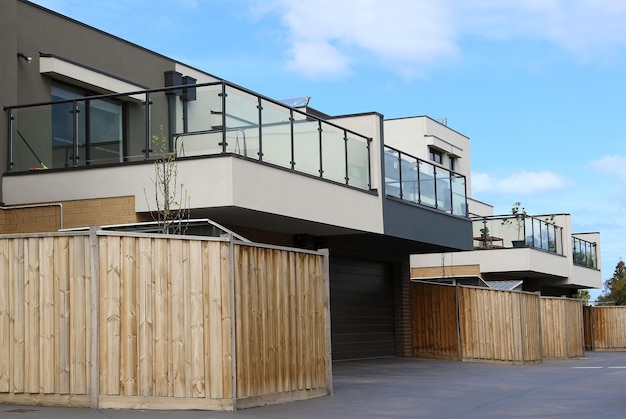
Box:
(2, 351, 624, 418)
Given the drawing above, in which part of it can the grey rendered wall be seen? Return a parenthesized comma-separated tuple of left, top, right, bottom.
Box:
(1, 0, 184, 199)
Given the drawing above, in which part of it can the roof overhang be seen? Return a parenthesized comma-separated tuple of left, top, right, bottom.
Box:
(40, 54, 147, 95)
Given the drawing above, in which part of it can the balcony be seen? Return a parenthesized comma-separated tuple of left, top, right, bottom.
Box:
(5, 81, 372, 190)
(472, 214, 564, 254)
(4, 81, 472, 250)
(572, 236, 598, 269)
(384, 146, 467, 216)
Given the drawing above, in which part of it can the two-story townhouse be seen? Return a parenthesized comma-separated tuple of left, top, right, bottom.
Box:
(1, 0, 474, 361)
(396, 121, 603, 295)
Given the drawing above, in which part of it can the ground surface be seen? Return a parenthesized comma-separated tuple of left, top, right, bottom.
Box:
(2, 351, 624, 418)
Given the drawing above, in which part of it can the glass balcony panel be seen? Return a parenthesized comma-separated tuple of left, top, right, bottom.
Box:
(124, 93, 148, 162)
(175, 85, 224, 158)
(554, 226, 563, 254)
(531, 218, 541, 249)
(435, 167, 452, 212)
(346, 133, 370, 189)
(589, 244, 597, 268)
(384, 148, 401, 199)
(147, 91, 172, 159)
(451, 174, 467, 216)
(400, 154, 418, 202)
(53, 100, 87, 167)
(260, 99, 292, 169)
(224, 86, 260, 157)
(540, 222, 549, 250)
(321, 123, 346, 184)
(572, 237, 597, 268)
(11, 104, 55, 171)
(293, 114, 321, 177)
(86, 99, 123, 165)
(418, 161, 436, 208)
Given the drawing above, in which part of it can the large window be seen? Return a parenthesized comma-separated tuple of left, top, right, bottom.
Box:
(52, 85, 123, 167)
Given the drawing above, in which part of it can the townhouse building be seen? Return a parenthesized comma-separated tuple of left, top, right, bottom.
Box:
(1, 0, 476, 361)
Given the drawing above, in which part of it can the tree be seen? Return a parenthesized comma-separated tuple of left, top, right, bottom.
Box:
(597, 260, 626, 306)
(573, 289, 591, 304)
(146, 128, 190, 234)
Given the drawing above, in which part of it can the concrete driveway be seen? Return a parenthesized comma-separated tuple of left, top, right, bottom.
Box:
(3, 351, 625, 418)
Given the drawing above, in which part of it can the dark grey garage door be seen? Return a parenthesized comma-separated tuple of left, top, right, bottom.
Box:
(330, 258, 395, 360)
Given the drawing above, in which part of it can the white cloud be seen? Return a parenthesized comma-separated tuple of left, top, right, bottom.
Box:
(257, 0, 626, 79)
(588, 155, 626, 182)
(179, 0, 198, 9)
(458, 0, 626, 52)
(472, 170, 573, 195)
(260, 0, 459, 79)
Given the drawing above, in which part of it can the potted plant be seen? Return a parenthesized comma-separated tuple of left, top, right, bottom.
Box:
(502, 202, 527, 247)
(479, 226, 489, 247)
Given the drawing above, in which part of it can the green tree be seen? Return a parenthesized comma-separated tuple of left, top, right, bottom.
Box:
(573, 289, 591, 304)
(597, 260, 626, 305)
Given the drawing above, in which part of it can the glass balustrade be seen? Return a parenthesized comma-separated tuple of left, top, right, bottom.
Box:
(6, 81, 372, 191)
(384, 146, 468, 216)
(472, 215, 564, 253)
(572, 237, 598, 268)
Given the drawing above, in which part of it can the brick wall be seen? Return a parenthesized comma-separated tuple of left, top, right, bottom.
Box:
(0, 196, 146, 234)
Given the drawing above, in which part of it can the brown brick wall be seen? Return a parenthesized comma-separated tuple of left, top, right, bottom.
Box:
(0, 196, 145, 234)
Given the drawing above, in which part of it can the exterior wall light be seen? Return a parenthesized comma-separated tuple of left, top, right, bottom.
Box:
(17, 52, 32, 63)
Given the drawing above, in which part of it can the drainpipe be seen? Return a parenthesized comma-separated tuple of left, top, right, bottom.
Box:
(1, 203, 64, 230)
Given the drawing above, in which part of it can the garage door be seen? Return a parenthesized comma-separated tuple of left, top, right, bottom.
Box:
(330, 258, 395, 360)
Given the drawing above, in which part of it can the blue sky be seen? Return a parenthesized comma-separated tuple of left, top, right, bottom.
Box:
(30, 0, 626, 297)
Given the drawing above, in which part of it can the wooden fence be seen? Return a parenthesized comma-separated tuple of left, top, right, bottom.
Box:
(411, 282, 584, 364)
(540, 297, 584, 359)
(0, 230, 331, 411)
(583, 306, 626, 351)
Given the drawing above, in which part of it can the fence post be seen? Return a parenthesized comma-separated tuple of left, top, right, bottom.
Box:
(589, 306, 596, 352)
(89, 227, 100, 409)
(229, 237, 237, 410)
(320, 249, 333, 394)
(519, 292, 526, 365)
(579, 300, 585, 356)
(563, 295, 570, 358)
(537, 292, 543, 361)
(455, 283, 462, 362)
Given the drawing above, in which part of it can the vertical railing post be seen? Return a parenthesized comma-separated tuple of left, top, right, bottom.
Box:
(433, 166, 439, 208)
(7, 109, 14, 172)
(366, 138, 372, 189)
(289, 109, 295, 170)
(220, 82, 227, 153)
(397, 151, 403, 199)
(257, 97, 263, 161)
(71, 99, 79, 167)
(343, 132, 349, 185)
(144, 92, 151, 159)
(317, 122, 323, 177)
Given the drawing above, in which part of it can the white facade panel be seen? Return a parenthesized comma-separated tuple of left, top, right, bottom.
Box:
(2, 156, 383, 234)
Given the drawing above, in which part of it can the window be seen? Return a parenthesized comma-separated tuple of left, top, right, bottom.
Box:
(52, 85, 123, 167)
(429, 148, 442, 164)
(448, 156, 456, 171)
